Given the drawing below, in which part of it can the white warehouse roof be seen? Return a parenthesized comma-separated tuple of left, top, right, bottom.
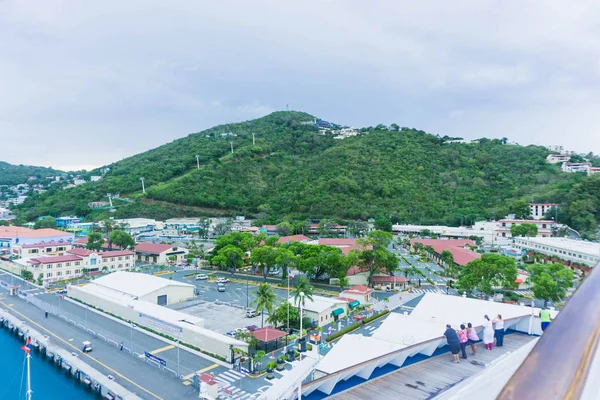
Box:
(514, 237, 600, 257)
(92, 271, 195, 298)
(287, 295, 346, 314)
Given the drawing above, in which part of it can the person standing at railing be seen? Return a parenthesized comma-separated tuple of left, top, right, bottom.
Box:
(493, 314, 505, 347)
(483, 315, 494, 350)
(467, 322, 479, 355)
(458, 324, 469, 360)
(443, 324, 462, 364)
(539, 309, 552, 331)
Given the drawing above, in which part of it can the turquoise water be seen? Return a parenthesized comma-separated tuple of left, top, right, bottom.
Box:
(0, 328, 93, 400)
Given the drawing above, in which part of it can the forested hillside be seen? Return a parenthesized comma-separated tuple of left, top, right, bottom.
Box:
(0, 161, 61, 185)
(15, 111, 600, 238)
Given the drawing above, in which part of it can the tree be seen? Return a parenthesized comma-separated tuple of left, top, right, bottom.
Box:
(439, 250, 454, 267)
(528, 263, 574, 307)
(293, 220, 309, 235)
(197, 218, 210, 239)
(102, 266, 109, 274)
(359, 230, 393, 251)
(356, 247, 398, 287)
(0, 220, 8, 226)
(275, 247, 298, 280)
(457, 254, 518, 294)
(419, 229, 432, 237)
(37, 273, 44, 286)
(214, 221, 232, 237)
(347, 221, 369, 238)
(267, 300, 300, 329)
(212, 245, 245, 274)
(510, 200, 531, 219)
(251, 283, 277, 328)
(510, 223, 538, 238)
(21, 270, 33, 281)
(276, 221, 293, 237)
(374, 216, 392, 232)
(251, 245, 278, 281)
(34, 216, 56, 229)
(109, 230, 135, 250)
(297, 245, 343, 280)
(292, 277, 314, 307)
(86, 232, 104, 251)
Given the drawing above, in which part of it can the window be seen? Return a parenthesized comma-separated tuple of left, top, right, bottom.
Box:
(47, 264, 52, 269)
(58, 247, 64, 251)
(502, 223, 506, 227)
(75, 261, 80, 266)
(542, 224, 547, 229)
(46, 272, 52, 277)
(74, 269, 80, 274)
(56, 263, 61, 268)
(56, 271, 62, 276)
(125, 256, 130, 260)
(118, 264, 123, 268)
(66, 270, 71, 275)
(118, 257, 122, 261)
(111, 258, 115, 262)
(66, 262, 71, 267)
(30, 249, 38, 254)
(125, 263, 130, 268)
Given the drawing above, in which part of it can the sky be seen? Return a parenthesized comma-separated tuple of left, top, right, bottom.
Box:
(1, 0, 600, 171)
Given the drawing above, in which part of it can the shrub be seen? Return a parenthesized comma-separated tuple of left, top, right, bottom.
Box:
(326, 323, 361, 342)
(362, 309, 389, 324)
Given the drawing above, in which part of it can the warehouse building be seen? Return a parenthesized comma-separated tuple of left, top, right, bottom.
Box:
(135, 242, 189, 264)
(513, 237, 600, 268)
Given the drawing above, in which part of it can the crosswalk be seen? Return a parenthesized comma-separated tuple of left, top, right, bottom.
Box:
(512, 289, 534, 296)
(213, 370, 255, 399)
(410, 287, 447, 295)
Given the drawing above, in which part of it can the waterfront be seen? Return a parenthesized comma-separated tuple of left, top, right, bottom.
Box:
(0, 327, 93, 400)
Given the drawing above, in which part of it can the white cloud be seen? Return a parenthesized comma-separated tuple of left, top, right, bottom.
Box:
(1, 0, 600, 169)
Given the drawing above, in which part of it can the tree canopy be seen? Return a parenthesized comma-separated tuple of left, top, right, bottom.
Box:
(510, 223, 538, 237)
(457, 254, 518, 294)
(527, 263, 574, 307)
(109, 229, 135, 250)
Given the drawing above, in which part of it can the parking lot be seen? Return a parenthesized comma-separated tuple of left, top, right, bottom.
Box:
(175, 299, 264, 334)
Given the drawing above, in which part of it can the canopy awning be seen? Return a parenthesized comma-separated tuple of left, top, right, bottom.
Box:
(349, 300, 360, 309)
(332, 308, 345, 317)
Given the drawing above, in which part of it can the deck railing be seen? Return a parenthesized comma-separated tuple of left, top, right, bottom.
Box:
(498, 261, 600, 399)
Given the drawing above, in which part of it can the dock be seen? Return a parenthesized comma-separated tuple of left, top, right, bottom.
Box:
(0, 309, 143, 400)
(329, 333, 536, 400)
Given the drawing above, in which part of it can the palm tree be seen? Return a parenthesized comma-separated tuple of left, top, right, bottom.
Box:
(251, 283, 277, 328)
(292, 277, 314, 307)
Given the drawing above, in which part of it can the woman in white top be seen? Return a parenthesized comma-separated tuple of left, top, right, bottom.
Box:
(482, 315, 494, 350)
(493, 314, 505, 347)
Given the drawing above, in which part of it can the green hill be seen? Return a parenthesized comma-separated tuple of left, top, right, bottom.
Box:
(15, 111, 600, 238)
(0, 161, 62, 186)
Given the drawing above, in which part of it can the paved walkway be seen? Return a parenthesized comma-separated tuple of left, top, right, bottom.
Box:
(328, 333, 536, 400)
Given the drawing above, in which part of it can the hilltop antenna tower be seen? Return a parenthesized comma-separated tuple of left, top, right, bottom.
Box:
(140, 177, 145, 194)
(107, 193, 113, 208)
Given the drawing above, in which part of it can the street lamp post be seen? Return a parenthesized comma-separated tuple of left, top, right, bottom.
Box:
(287, 274, 291, 333)
(299, 292, 305, 356)
(177, 331, 181, 379)
(246, 278, 249, 308)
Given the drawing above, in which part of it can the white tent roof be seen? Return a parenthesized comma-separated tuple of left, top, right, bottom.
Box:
(92, 271, 194, 298)
(372, 313, 446, 346)
(409, 293, 536, 326)
(317, 334, 402, 374)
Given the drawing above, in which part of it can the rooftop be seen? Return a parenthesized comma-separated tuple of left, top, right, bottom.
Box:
(252, 327, 288, 342)
(135, 242, 180, 254)
(101, 250, 134, 258)
(0, 226, 71, 239)
(410, 239, 481, 266)
(21, 242, 72, 249)
(278, 234, 312, 244)
(68, 248, 95, 257)
(92, 271, 194, 298)
(28, 254, 82, 264)
(514, 236, 600, 256)
(288, 294, 346, 314)
(342, 285, 373, 295)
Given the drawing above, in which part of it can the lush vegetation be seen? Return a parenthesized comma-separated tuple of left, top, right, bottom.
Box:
(527, 263, 574, 307)
(13, 111, 600, 238)
(457, 254, 518, 294)
(0, 161, 61, 185)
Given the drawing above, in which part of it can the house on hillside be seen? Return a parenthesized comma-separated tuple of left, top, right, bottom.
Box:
(135, 242, 188, 264)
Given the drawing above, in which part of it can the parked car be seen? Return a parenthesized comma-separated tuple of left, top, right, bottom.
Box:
(196, 274, 208, 280)
(217, 283, 226, 292)
(246, 309, 261, 318)
(246, 325, 259, 332)
(225, 331, 236, 337)
(216, 277, 230, 284)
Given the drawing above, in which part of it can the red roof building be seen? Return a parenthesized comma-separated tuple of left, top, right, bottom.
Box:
(252, 327, 288, 342)
(278, 234, 312, 244)
(28, 255, 82, 265)
(318, 238, 369, 255)
(68, 248, 95, 257)
(135, 242, 188, 264)
(410, 239, 481, 266)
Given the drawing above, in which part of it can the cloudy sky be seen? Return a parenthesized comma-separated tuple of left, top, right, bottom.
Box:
(1, 0, 599, 170)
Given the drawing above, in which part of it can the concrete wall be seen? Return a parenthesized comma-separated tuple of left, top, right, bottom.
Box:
(67, 285, 247, 361)
(141, 285, 195, 305)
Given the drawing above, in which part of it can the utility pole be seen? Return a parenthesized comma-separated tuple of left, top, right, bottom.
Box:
(230, 142, 234, 154)
(140, 177, 145, 194)
(195, 155, 200, 169)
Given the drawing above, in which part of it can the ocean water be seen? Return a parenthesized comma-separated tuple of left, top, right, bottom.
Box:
(0, 328, 93, 400)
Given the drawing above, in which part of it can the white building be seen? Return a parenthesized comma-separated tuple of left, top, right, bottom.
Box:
(90, 176, 102, 182)
(529, 203, 559, 220)
(496, 219, 556, 238)
(513, 237, 600, 268)
(0, 207, 10, 219)
(0, 226, 74, 249)
(83, 271, 195, 305)
(546, 154, 571, 164)
(561, 162, 591, 173)
(109, 218, 157, 235)
(288, 295, 348, 327)
(135, 242, 189, 264)
(393, 221, 510, 246)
